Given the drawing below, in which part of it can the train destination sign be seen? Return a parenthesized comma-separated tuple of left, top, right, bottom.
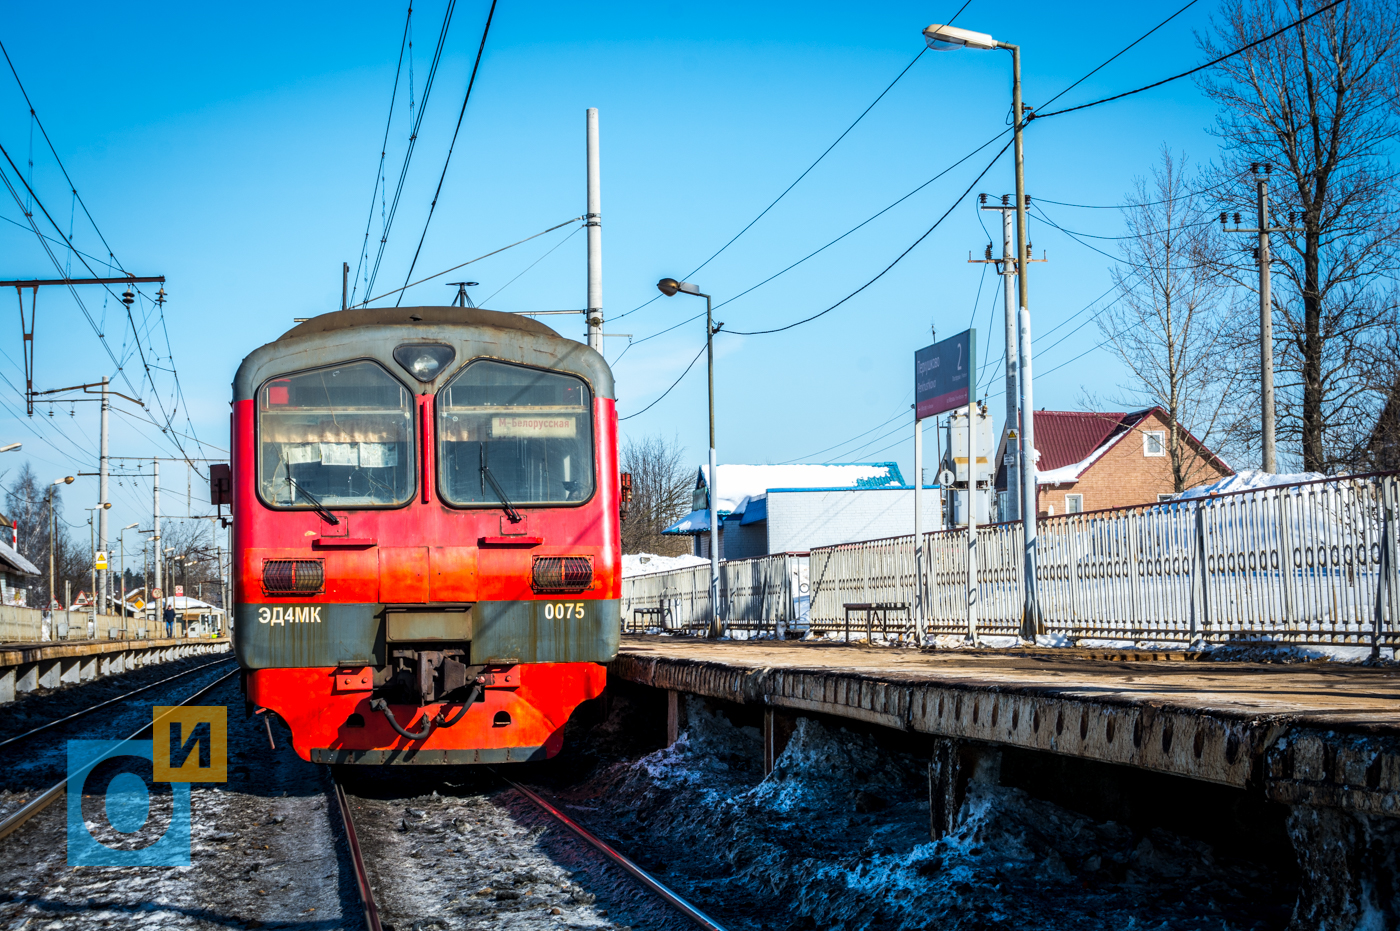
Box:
(915, 329, 975, 420)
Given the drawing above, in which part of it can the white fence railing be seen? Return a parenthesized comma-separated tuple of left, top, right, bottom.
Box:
(621, 552, 809, 637)
(807, 473, 1400, 645)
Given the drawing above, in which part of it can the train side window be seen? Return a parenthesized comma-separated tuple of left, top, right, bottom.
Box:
(257, 360, 415, 509)
(436, 360, 594, 508)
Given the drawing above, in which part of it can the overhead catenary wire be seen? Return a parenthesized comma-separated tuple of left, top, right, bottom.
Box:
(362, 0, 460, 300)
(396, 0, 499, 305)
(479, 224, 583, 306)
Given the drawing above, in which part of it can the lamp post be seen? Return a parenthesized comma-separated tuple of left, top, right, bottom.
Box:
(656, 277, 724, 638)
(923, 22, 1041, 640)
(47, 476, 74, 615)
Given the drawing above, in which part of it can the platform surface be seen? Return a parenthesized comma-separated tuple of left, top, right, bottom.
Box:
(617, 636, 1400, 730)
(0, 636, 230, 665)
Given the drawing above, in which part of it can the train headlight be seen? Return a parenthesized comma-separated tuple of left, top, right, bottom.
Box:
(532, 556, 593, 594)
(393, 344, 456, 382)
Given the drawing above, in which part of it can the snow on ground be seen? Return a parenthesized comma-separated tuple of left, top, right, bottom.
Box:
(562, 695, 1293, 930)
(621, 553, 708, 577)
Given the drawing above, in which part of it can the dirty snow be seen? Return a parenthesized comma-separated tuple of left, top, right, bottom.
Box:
(558, 694, 1293, 930)
(622, 553, 708, 577)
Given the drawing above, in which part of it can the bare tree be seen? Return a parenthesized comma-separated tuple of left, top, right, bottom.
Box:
(4, 463, 89, 608)
(1198, 0, 1400, 472)
(620, 434, 692, 556)
(1100, 148, 1237, 491)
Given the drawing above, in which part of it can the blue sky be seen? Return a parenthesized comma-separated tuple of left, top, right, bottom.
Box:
(0, 0, 1235, 546)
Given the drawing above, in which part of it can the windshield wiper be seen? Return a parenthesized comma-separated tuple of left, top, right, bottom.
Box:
(480, 445, 523, 523)
(286, 477, 341, 525)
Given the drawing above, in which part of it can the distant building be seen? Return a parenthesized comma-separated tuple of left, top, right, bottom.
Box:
(0, 538, 40, 607)
(662, 462, 944, 558)
(993, 408, 1232, 517)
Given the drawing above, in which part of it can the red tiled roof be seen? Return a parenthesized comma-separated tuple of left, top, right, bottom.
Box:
(1031, 410, 1139, 470)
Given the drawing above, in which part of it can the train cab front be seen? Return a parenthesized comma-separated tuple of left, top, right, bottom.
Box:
(230, 309, 620, 764)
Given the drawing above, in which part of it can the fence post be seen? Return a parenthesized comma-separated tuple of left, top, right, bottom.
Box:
(1373, 490, 1394, 661)
(1191, 501, 1210, 645)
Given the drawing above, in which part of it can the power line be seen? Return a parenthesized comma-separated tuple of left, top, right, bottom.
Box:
(725, 136, 1014, 336)
(480, 224, 582, 306)
(1033, 0, 1344, 120)
(618, 342, 708, 422)
(396, 0, 499, 305)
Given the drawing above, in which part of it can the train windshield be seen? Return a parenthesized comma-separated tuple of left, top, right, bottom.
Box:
(258, 361, 415, 508)
(436, 360, 594, 507)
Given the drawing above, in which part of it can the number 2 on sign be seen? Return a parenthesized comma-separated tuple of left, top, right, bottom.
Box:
(543, 602, 586, 620)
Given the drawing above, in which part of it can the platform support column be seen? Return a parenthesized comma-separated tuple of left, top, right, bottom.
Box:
(665, 690, 680, 747)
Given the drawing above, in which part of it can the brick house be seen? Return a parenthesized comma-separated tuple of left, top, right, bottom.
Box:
(993, 408, 1232, 517)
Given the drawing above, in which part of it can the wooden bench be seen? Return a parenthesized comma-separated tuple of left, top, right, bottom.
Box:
(629, 607, 671, 632)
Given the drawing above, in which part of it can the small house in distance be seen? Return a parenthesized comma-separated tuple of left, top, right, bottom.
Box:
(0, 538, 39, 607)
(993, 408, 1232, 517)
(663, 462, 944, 559)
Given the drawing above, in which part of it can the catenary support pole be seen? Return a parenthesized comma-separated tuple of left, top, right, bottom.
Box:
(999, 203, 1020, 522)
(98, 377, 109, 616)
(342, 262, 349, 312)
(586, 108, 603, 352)
(1258, 173, 1276, 474)
(914, 415, 924, 644)
(153, 459, 161, 599)
(967, 401, 978, 645)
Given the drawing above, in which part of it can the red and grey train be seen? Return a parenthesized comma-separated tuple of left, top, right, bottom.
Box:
(230, 306, 620, 763)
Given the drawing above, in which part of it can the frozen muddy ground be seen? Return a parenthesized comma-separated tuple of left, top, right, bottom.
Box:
(554, 695, 1295, 931)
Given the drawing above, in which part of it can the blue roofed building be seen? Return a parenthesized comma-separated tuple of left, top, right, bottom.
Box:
(662, 462, 945, 559)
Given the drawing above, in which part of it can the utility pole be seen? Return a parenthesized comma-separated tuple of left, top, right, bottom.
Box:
(585, 108, 603, 352)
(98, 377, 109, 615)
(1222, 163, 1299, 474)
(970, 194, 1044, 522)
(153, 459, 161, 599)
(342, 262, 349, 312)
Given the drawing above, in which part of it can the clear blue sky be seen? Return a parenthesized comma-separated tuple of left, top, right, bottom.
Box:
(0, 0, 1234, 547)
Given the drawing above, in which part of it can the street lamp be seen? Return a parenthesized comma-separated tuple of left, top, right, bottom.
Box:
(0, 442, 21, 453)
(923, 22, 1042, 640)
(657, 277, 724, 638)
(47, 476, 74, 614)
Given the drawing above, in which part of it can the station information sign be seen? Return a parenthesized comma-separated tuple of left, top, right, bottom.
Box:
(915, 329, 975, 421)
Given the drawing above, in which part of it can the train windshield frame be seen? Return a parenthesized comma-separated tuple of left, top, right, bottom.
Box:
(435, 359, 595, 509)
(256, 360, 416, 510)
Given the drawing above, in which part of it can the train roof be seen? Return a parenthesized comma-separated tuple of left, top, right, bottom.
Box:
(234, 305, 613, 401)
(278, 306, 559, 341)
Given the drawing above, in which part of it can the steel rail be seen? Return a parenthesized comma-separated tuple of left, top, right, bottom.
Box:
(331, 772, 383, 931)
(0, 654, 235, 752)
(496, 773, 729, 931)
(0, 667, 238, 841)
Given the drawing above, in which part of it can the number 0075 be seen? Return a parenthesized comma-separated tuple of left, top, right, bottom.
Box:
(543, 602, 586, 620)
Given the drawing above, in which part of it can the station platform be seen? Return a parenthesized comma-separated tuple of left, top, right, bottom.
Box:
(0, 636, 231, 703)
(612, 636, 1400, 817)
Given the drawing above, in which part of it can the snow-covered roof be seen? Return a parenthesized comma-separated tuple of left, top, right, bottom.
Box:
(663, 462, 904, 535)
(0, 538, 40, 577)
(622, 553, 709, 577)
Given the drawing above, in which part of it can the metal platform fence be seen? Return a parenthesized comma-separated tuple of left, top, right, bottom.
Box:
(807, 472, 1400, 645)
(621, 552, 809, 638)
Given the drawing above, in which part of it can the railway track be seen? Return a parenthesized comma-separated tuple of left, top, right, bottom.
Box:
(0, 655, 236, 753)
(0, 665, 240, 841)
(332, 768, 730, 931)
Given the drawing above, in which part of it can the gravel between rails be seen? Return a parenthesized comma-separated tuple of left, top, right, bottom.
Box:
(0, 675, 356, 930)
(338, 766, 696, 931)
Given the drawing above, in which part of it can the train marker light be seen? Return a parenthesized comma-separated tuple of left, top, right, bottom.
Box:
(393, 344, 456, 381)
